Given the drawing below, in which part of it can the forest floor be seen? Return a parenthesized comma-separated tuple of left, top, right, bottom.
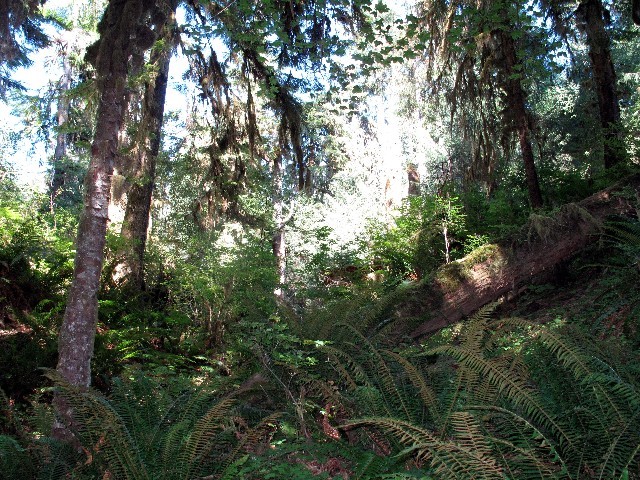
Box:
(495, 244, 638, 342)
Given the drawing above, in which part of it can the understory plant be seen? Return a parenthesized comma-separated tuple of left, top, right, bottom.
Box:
(275, 304, 640, 479)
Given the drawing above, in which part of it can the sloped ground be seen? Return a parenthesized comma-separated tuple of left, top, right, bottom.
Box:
(496, 241, 640, 346)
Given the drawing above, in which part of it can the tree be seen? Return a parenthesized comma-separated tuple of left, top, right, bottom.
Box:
(54, 0, 165, 439)
(111, 1, 177, 291)
(0, 0, 49, 95)
(47, 24, 96, 218)
(542, 0, 625, 168)
(576, 0, 625, 168)
(49, 49, 73, 213)
(56, 0, 375, 430)
(407, 174, 640, 338)
(180, 0, 373, 298)
(413, 0, 545, 208)
(491, 9, 543, 208)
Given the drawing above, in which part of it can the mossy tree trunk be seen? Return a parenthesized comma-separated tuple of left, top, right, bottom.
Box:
(54, 0, 158, 440)
(494, 22, 543, 209)
(114, 6, 176, 292)
(577, 0, 624, 169)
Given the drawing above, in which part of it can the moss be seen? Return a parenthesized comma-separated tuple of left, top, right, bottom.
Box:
(435, 262, 468, 291)
(461, 243, 501, 266)
(435, 244, 504, 291)
(526, 204, 599, 244)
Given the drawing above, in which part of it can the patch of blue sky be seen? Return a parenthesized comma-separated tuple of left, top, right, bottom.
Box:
(0, 21, 63, 189)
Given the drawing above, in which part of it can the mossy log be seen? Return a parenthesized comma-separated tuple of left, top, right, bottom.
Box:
(407, 175, 640, 339)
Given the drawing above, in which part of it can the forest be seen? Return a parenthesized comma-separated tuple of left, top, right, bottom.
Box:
(0, 0, 640, 478)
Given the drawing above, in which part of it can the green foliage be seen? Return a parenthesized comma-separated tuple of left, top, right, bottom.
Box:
(1, 372, 279, 480)
(366, 193, 470, 280)
(266, 300, 640, 479)
(0, 201, 75, 301)
(0, 197, 76, 400)
(231, 439, 422, 479)
(2, 2, 640, 479)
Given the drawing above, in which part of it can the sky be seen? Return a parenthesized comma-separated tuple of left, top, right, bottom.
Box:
(1, 67, 51, 189)
(0, 2, 191, 190)
(0, 0, 429, 202)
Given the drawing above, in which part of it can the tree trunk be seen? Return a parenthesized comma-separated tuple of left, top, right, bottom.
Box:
(405, 174, 640, 339)
(407, 163, 420, 196)
(54, 0, 155, 440)
(49, 55, 72, 216)
(497, 28, 544, 209)
(116, 16, 174, 291)
(577, 0, 624, 169)
(272, 153, 287, 298)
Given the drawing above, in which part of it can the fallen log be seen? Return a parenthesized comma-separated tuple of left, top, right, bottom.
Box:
(405, 174, 640, 339)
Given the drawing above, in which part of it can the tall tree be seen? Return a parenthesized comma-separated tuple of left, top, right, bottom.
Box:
(414, 0, 545, 208)
(48, 32, 77, 217)
(542, 0, 625, 168)
(576, 0, 624, 168)
(54, 0, 162, 439)
(491, 9, 544, 208)
(55, 0, 374, 436)
(112, 0, 177, 291)
(184, 0, 371, 294)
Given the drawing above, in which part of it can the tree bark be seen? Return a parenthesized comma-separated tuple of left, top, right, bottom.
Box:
(577, 0, 624, 169)
(407, 163, 420, 197)
(116, 14, 175, 291)
(496, 28, 544, 209)
(405, 175, 640, 339)
(272, 153, 287, 298)
(54, 0, 155, 440)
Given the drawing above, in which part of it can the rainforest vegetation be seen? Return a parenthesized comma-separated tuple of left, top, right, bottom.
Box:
(1, 0, 640, 478)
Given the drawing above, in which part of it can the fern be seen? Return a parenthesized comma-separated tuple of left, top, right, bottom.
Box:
(334, 323, 415, 422)
(346, 417, 504, 479)
(428, 345, 574, 453)
(39, 372, 279, 480)
(381, 350, 441, 426)
(0, 435, 33, 479)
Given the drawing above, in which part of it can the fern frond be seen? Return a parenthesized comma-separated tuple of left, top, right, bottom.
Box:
(176, 397, 236, 480)
(603, 219, 640, 249)
(537, 329, 635, 430)
(458, 303, 496, 352)
(344, 417, 438, 451)
(429, 345, 574, 453)
(489, 436, 561, 480)
(45, 371, 150, 480)
(347, 417, 504, 479)
(335, 324, 414, 422)
(0, 435, 33, 478)
(598, 407, 640, 480)
(381, 349, 441, 424)
(449, 412, 494, 460)
(217, 412, 281, 476)
(317, 343, 371, 390)
(467, 404, 570, 477)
